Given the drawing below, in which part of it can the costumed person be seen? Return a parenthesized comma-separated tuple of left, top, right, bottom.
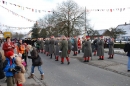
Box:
(14, 55, 26, 86)
(97, 36, 104, 60)
(27, 45, 44, 80)
(60, 35, 70, 65)
(82, 36, 86, 53)
(93, 37, 98, 56)
(49, 36, 55, 59)
(39, 38, 44, 53)
(55, 37, 60, 61)
(2, 37, 15, 57)
(67, 37, 72, 55)
(72, 36, 78, 56)
(77, 37, 81, 54)
(83, 36, 92, 62)
(108, 38, 114, 59)
(45, 38, 50, 56)
(3, 51, 16, 86)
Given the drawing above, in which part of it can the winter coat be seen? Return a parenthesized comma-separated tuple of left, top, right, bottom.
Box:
(68, 39, 72, 51)
(108, 41, 114, 55)
(2, 42, 15, 57)
(39, 40, 44, 50)
(93, 39, 98, 50)
(83, 40, 92, 57)
(124, 43, 130, 56)
(45, 40, 49, 52)
(72, 38, 78, 51)
(49, 39, 55, 54)
(60, 39, 68, 57)
(0, 52, 5, 79)
(14, 57, 26, 84)
(55, 40, 60, 56)
(82, 40, 85, 53)
(4, 58, 16, 77)
(97, 39, 104, 56)
(29, 48, 42, 66)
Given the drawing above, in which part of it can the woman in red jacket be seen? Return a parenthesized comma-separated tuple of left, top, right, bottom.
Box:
(2, 37, 15, 57)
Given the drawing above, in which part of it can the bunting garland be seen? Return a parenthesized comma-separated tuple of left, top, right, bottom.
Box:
(0, 0, 53, 13)
(0, 23, 33, 30)
(0, 5, 36, 22)
(0, 0, 130, 12)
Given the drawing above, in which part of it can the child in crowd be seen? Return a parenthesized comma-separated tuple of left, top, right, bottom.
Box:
(3, 51, 16, 86)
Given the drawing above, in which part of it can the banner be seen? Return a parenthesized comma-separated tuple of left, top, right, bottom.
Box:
(0, 0, 130, 12)
(0, 5, 36, 22)
(0, 0, 53, 13)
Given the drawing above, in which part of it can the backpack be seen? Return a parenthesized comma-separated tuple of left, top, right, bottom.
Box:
(33, 55, 42, 66)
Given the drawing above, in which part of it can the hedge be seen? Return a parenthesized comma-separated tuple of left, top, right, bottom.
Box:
(114, 44, 125, 49)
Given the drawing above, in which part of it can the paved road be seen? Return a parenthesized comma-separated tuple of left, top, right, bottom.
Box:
(33, 51, 130, 86)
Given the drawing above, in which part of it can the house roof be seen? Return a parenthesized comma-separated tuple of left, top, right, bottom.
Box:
(95, 29, 108, 35)
(116, 24, 130, 36)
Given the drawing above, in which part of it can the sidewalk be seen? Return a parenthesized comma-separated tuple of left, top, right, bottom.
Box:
(104, 48, 126, 55)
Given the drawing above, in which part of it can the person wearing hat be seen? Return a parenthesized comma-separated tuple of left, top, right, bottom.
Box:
(54, 37, 60, 61)
(108, 38, 114, 59)
(3, 51, 16, 86)
(49, 36, 55, 59)
(72, 36, 78, 56)
(44, 38, 50, 56)
(60, 35, 70, 65)
(97, 36, 104, 60)
(93, 37, 98, 56)
(83, 36, 92, 62)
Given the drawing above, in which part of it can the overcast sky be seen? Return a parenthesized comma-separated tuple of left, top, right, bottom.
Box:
(0, 0, 130, 34)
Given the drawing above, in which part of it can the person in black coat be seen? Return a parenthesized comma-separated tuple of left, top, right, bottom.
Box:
(27, 46, 44, 80)
(124, 42, 130, 72)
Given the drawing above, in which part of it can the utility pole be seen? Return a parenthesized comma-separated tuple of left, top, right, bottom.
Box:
(85, 7, 87, 36)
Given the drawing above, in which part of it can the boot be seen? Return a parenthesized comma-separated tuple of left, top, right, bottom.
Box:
(98, 56, 102, 60)
(86, 57, 90, 62)
(28, 74, 34, 79)
(61, 58, 64, 64)
(41, 74, 44, 80)
(66, 57, 70, 65)
(50, 54, 52, 59)
(83, 57, 87, 62)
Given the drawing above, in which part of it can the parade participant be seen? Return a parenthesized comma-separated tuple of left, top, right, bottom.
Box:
(108, 38, 114, 59)
(97, 36, 104, 60)
(39, 38, 44, 53)
(14, 55, 26, 86)
(49, 36, 55, 59)
(36, 38, 40, 52)
(45, 38, 50, 56)
(83, 36, 92, 62)
(82, 36, 86, 53)
(77, 37, 81, 54)
(93, 37, 98, 56)
(68, 37, 72, 54)
(3, 51, 16, 86)
(55, 37, 60, 61)
(72, 36, 78, 56)
(60, 35, 70, 65)
(27, 45, 44, 80)
(2, 37, 15, 57)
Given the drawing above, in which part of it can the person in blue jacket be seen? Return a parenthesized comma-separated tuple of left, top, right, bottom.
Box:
(3, 51, 16, 86)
